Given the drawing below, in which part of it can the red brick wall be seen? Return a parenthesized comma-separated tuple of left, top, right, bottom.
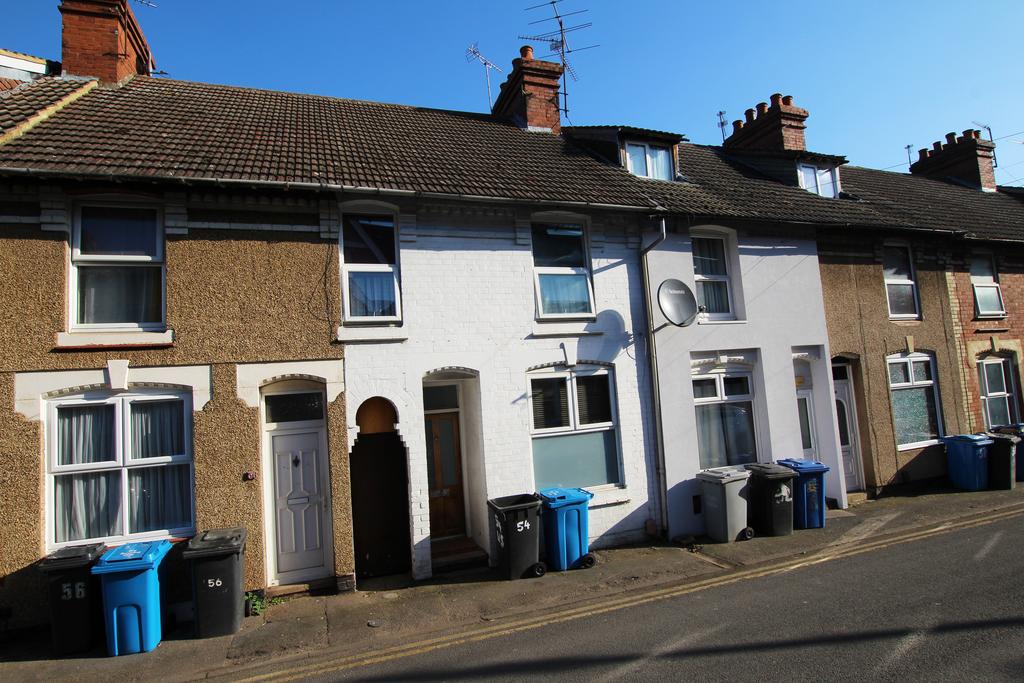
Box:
(60, 0, 153, 82)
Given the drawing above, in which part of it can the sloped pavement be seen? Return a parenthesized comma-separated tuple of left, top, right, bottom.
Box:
(2, 485, 1022, 682)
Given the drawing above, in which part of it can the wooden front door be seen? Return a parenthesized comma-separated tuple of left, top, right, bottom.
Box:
(425, 412, 466, 538)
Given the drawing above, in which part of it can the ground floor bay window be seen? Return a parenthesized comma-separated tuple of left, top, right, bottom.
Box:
(46, 391, 194, 547)
(530, 368, 621, 490)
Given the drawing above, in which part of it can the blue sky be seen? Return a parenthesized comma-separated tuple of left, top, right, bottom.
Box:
(4, 1, 1023, 184)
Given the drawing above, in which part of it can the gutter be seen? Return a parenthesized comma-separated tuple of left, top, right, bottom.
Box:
(0, 166, 657, 213)
(639, 212, 670, 536)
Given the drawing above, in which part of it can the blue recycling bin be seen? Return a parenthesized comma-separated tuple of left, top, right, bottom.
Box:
(942, 434, 992, 491)
(538, 487, 595, 571)
(777, 458, 830, 529)
(91, 540, 172, 656)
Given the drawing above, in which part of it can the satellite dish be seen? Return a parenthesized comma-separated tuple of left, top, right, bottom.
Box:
(658, 279, 699, 327)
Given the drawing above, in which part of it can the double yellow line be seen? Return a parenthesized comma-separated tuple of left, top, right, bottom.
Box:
(218, 504, 1024, 682)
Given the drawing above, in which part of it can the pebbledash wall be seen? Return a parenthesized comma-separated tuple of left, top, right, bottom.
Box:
(647, 222, 847, 539)
(339, 200, 658, 580)
(0, 183, 353, 630)
(817, 231, 967, 491)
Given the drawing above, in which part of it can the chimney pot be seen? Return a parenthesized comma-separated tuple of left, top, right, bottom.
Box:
(732, 120, 744, 133)
(933, 141, 943, 152)
(770, 93, 783, 108)
(962, 129, 974, 141)
(918, 149, 930, 162)
(756, 102, 769, 116)
(972, 129, 981, 140)
(945, 132, 958, 146)
(782, 95, 794, 106)
(520, 45, 534, 60)
(744, 109, 755, 123)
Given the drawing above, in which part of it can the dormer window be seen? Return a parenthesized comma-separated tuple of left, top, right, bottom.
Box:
(626, 142, 673, 180)
(799, 164, 839, 198)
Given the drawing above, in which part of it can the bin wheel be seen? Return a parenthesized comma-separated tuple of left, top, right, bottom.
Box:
(530, 562, 547, 578)
(740, 527, 755, 541)
(580, 553, 597, 569)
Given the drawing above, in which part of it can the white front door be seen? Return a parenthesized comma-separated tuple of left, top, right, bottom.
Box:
(271, 429, 328, 577)
(834, 378, 864, 492)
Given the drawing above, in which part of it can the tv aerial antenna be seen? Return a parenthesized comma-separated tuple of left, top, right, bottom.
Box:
(904, 144, 913, 168)
(716, 111, 728, 143)
(972, 120, 998, 168)
(466, 43, 503, 108)
(519, 0, 599, 119)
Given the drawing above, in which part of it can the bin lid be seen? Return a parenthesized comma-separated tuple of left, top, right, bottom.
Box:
(942, 434, 993, 445)
(777, 458, 830, 474)
(538, 487, 594, 508)
(38, 542, 106, 572)
(744, 463, 796, 480)
(487, 493, 542, 513)
(91, 540, 172, 574)
(696, 465, 751, 484)
(984, 431, 1021, 444)
(183, 527, 248, 559)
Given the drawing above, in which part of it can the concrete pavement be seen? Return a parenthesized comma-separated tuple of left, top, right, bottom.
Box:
(2, 484, 1022, 681)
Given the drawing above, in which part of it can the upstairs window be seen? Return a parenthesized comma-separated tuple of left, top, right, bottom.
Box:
(341, 214, 401, 322)
(531, 223, 594, 318)
(71, 206, 164, 330)
(692, 236, 734, 319)
(530, 369, 620, 490)
(970, 254, 1005, 318)
(799, 164, 838, 198)
(978, 358, 1017, 428)
(692, 372, 758, 469)
(887, 353, 943, 449)
(882, 244, 920, 319)
(626, 142, 673, 180)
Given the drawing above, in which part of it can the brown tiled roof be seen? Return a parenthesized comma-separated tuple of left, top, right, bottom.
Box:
(838, 166, 1024, 242)
(0, 77, 92, 136)
(0, 78, 24, 92)
(0, 76, 659, 209)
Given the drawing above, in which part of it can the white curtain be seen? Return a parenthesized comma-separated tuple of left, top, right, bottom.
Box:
(696, 402, 756, 469)
(57, 404, 115, 465)
(78, 265, 161, 324)
(131, 400, 184, 459)
(697, 281, 730, 314)
(349, 271, 396, 317)
(539, 274, 590, 314)
(55, 471, 120, 543)
(129, 465, 191, 533)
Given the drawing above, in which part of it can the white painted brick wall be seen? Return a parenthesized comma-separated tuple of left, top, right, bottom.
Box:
(344, 216, 656, 579)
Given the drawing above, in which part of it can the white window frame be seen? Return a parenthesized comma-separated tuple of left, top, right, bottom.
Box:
(531, 222, 596, 321)
(692, 234, 735, 321)
(339, 210, 402, 324)
(691, 370, 759, 468)
(970, 253, 1006, 318)
(978, 357, 1018, 429)
(528, 367, 622, 489)
(796, 389, 817, 459)
(625, 141, 674, 181)
(798, 163, 840, 198)
(44, 389, 195, 550)
(882, 243, 921, 320)
(69, 203, 167, 333)
(886, 352, 944, 450)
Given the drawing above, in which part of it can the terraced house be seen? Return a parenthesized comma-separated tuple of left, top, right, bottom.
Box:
(3, 0, 1023, 639)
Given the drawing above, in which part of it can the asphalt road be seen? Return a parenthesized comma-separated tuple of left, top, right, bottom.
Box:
(309, 515, 1024, 682)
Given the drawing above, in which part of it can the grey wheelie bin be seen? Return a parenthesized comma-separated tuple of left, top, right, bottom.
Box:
(984, 432, 1018, 490)
(697, 466, 753, 542)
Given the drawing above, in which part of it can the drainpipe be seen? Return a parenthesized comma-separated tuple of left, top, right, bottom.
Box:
(640, 213, 670, 536)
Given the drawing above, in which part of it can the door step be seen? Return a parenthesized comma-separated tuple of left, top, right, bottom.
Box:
(265, 576, 337, 599)
(431, 536, 489, 573)
(847, 491, 869, 506)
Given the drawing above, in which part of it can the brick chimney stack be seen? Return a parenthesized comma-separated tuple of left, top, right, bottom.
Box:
(724, 93, 808, 152)
(491, 45, 564, 134)
(60, 0, 155, 83)
(909, 129, 997, 191)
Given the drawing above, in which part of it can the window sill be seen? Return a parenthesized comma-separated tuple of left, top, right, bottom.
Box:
(55, 330, 174, 349)
(334, 325, 408, 343)
(585, 485, 631, 509)
(889, 316, 922, 323)
(530, 320, 603, 338)
(896, 439, 943, 452)
(697, 318, 745, 326)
